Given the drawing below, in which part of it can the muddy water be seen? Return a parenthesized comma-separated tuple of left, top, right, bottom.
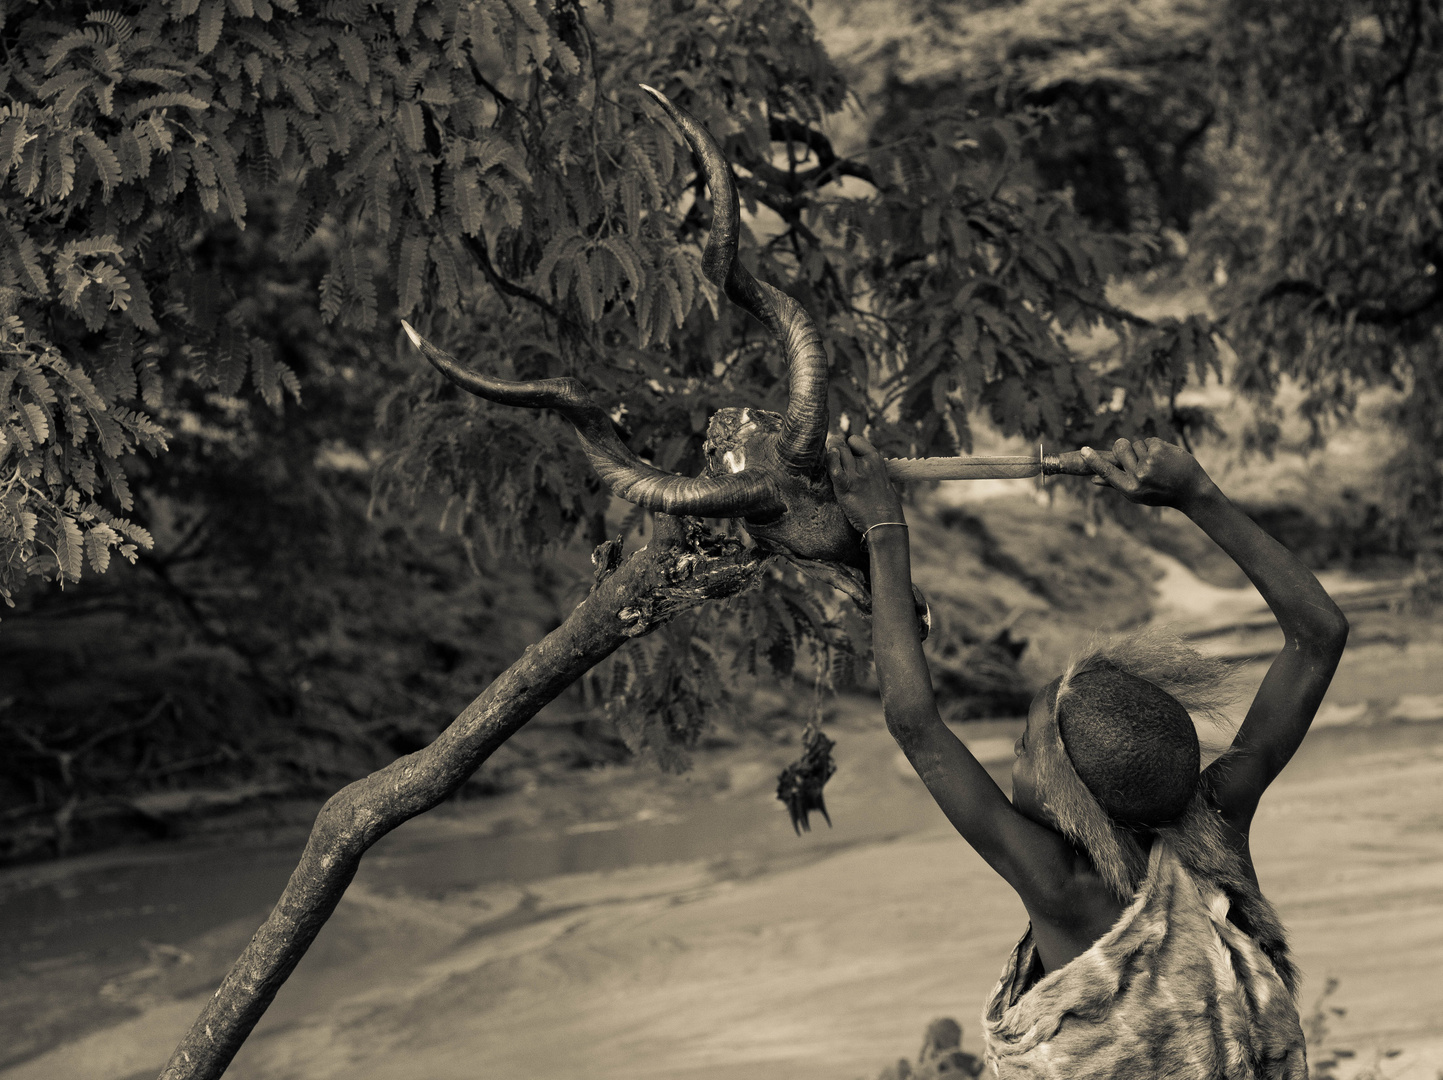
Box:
(0, 732, 1013, 975)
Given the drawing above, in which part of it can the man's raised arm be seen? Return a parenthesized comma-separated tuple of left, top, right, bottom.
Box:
(828, 434, 1078, 900)
(1083, 438, 1349, 831)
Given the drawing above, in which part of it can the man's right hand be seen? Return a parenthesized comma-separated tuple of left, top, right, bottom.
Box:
(826, 433, 906, 535)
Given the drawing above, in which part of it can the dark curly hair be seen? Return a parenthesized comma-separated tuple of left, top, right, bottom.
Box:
(1057, 665, 1200, 826)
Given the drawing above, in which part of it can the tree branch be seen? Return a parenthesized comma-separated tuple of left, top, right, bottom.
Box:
(736, 116, 879, 200)
(1057, 283, 1155, 328)
(1257, 275, 1443, 327)
(158, 521, 768, 1080)
(460, 232, 566, 324)
(466, 56, 513, 108)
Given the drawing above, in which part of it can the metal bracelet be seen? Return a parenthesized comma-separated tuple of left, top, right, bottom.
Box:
(861, 521, 909, 545)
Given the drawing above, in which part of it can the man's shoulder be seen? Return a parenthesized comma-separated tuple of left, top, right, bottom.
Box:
(1020, 848, 1126, 931)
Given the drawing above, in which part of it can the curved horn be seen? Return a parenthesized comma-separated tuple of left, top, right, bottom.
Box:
(640, 85, 831, 475)
(402, 323, 783, 520)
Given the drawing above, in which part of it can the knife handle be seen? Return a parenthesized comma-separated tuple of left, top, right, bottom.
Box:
(1044, 449, 1117, 475)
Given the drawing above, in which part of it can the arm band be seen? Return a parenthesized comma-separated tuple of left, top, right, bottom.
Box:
(861, 521, 908, 546)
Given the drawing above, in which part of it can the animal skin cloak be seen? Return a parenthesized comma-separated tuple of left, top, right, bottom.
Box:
(982, 838, 1307, 1080)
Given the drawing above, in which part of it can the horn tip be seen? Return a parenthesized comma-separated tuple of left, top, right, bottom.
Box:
(400, 320, 423, 350)
(639, 84, 676, 115)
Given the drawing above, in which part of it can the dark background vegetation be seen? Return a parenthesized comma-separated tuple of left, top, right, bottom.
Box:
(3, 0, 1440, 862)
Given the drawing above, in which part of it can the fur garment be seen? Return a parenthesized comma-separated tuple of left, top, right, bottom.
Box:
(982, 839, 1307, 1079)
(1035, 631, 1298, 994)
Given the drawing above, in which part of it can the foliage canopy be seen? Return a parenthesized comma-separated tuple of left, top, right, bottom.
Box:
(1, 0, 1215, 602)
(1207, 0, 1443, 542)
(0, 0, 1234, 856)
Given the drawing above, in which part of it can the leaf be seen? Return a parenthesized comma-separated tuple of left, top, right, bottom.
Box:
(277, 179, 322, 254)
(263, 107, 289, 158)
(45, 28, 103, 73)
(600, 237, 643, 300)
(636, 278, 656, 346)
(319, 269, 344, 323)
(20, 402, 51, 444)
(291, 112, 332, 168)
(248, 339, 298, 410)
(343, 245, 377, 330)
(55, 514, 85, 581)
(55, 360, 108, 413)
(208, 135, 247, 223)
(0, 115, 33, 179)
(474, 133, 531, 185)
(572, 246, 597, 321)
(111, 126, 147, 181)
(16, 355, 57, 408)
(395, 0, 419, 35)
(364, 150, 394, 233)
(405, 160, 435, 218)
(550, 36, 581, 77)
(396, 100, 426, 153)
(534, 231, 583, 291)
(337, 31, 370, 86)
(446, 161, 484, 235)
(249, 337, 283, 410)
(620, 172, 641, 234)
(15, 135, 44, 196)
(122, 272, 159, 333)
(135, 352, 162, 408)
(333, 127, 386, 190)
(198, 0, 226, 55)
(88, 10, 136, 43)
(279, 67, 317, 113)
(318, 109, 353, 157)
(397, 229, 428, 316)
(662, 273, 684, 329)
(111, 515, 154, 549)
(215, 326, 248, 396)
(124, 93, 211, 123)
(84, 523, 116, 574)
(2, 221, 49, 296)
(44, 131, 76, 202)
(191, 141, 220, 213)
(628, 138, 661, 206)
(671, 250, 694, 319)
(276, 359, 301, 403)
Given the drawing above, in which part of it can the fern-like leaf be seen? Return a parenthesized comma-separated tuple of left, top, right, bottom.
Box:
(396, 229, 428, 316)
(54, 513, 84, 581)
(197, 0, 226, 54)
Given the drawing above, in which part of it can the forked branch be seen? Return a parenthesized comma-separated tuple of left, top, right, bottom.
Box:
(158, 521, 768, 1080)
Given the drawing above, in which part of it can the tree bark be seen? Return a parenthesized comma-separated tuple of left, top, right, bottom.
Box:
(159, 518, 767, 1080)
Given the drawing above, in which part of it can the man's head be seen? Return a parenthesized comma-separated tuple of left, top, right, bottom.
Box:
(1011, 629, 1234, 834)
(1056, 664, 1200, 824)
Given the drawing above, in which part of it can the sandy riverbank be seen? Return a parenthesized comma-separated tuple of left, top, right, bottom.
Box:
(4, 706, 1442, 1080)
(4, 561, 1443, 1080)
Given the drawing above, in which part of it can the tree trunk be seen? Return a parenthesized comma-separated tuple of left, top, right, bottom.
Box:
(159, 518, 767, 1080)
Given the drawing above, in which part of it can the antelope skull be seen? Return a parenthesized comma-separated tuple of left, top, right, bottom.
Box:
(402, 88, 924, 630)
